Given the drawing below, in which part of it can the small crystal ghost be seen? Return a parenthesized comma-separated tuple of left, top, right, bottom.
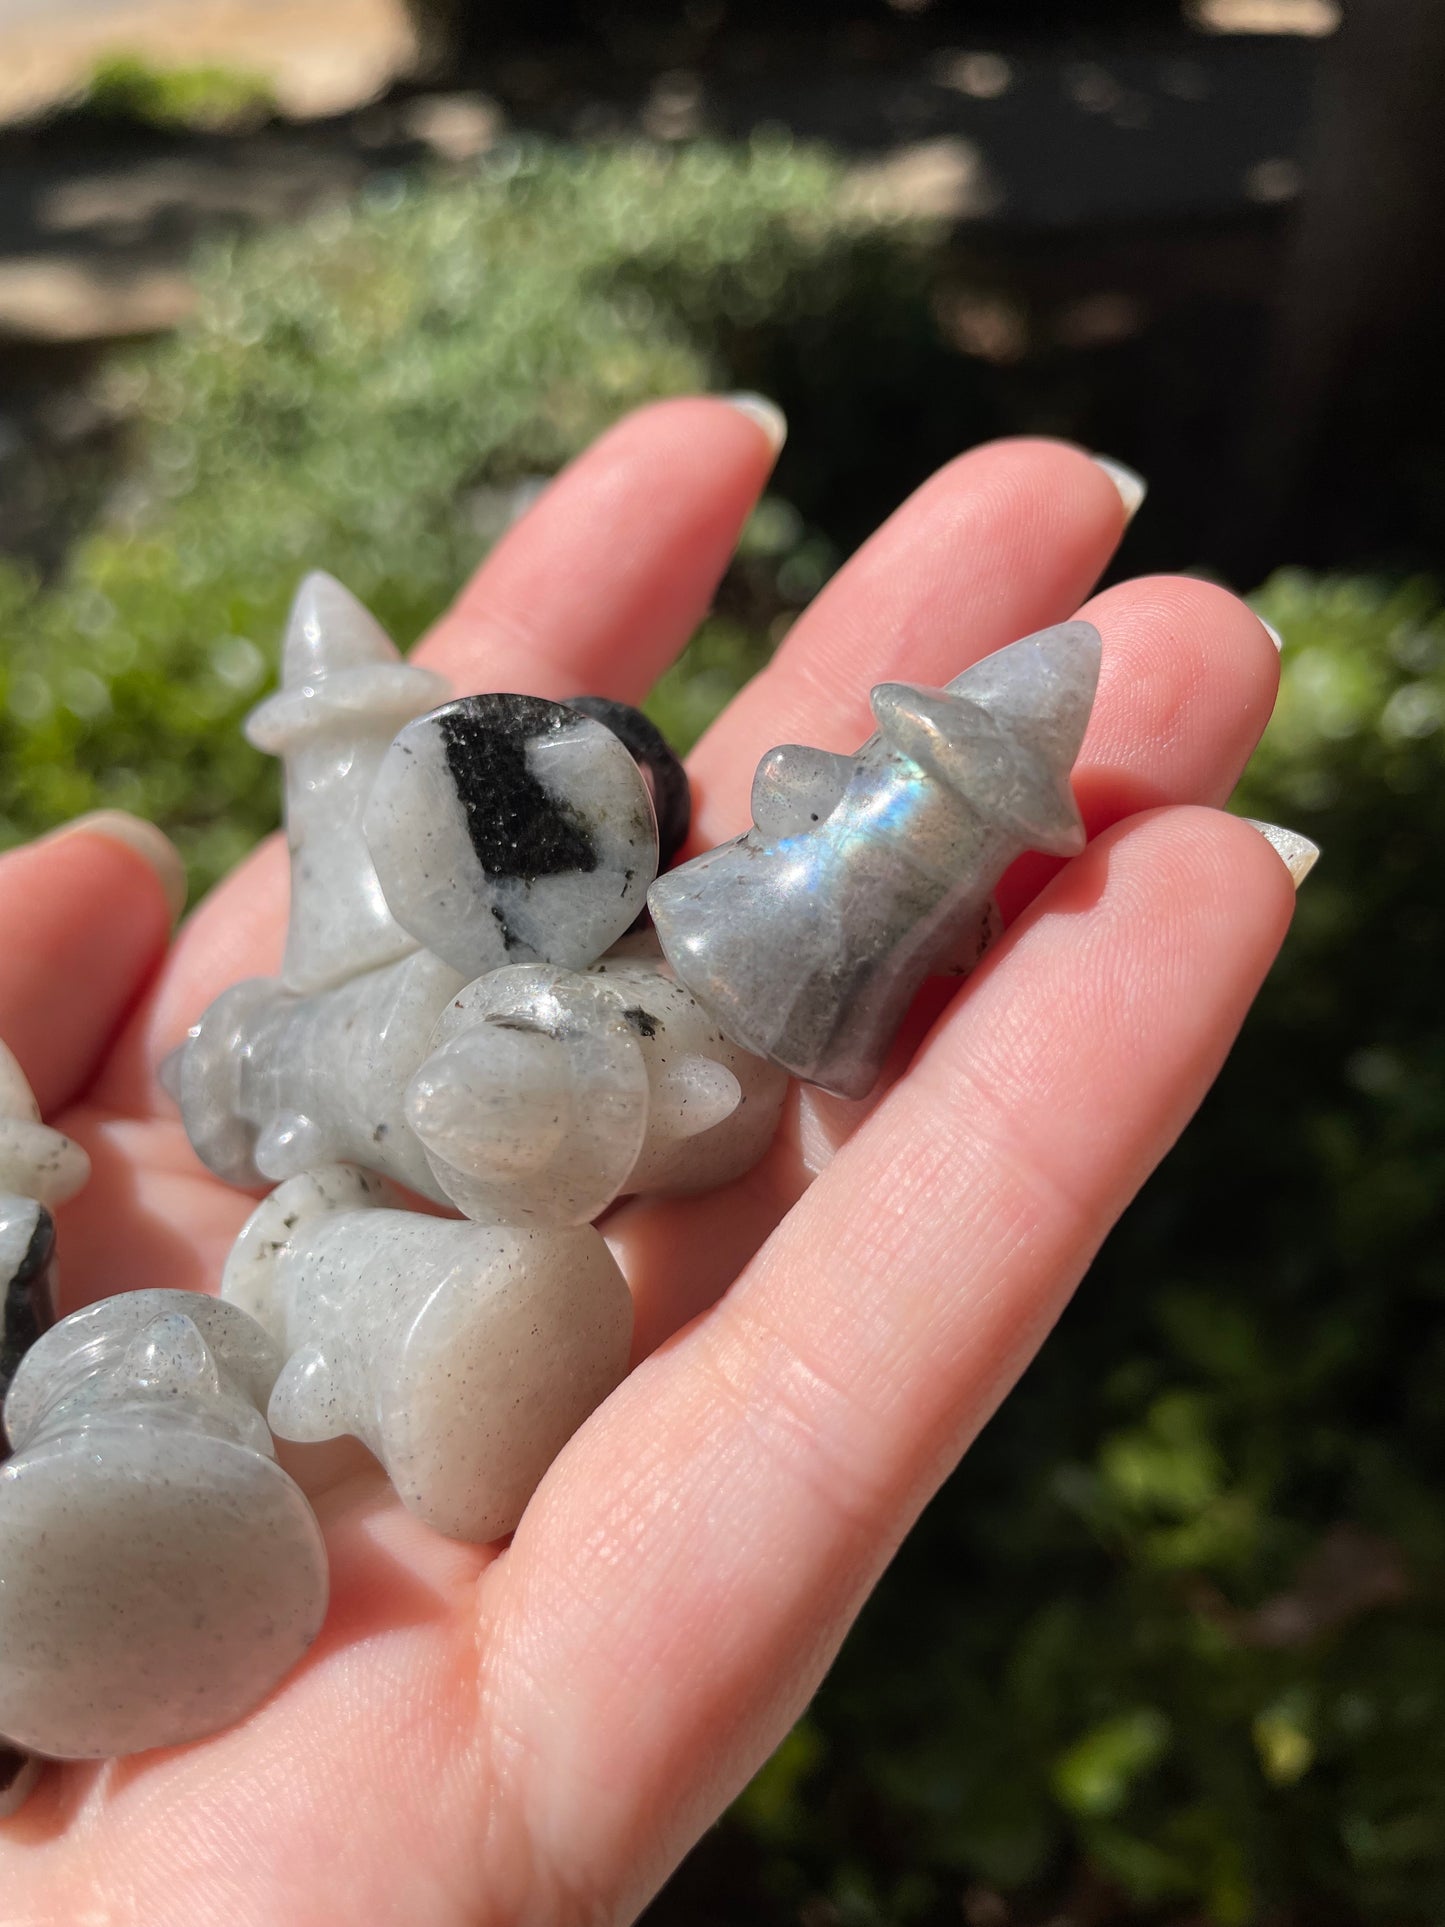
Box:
(222, 1165, 633, 1542)
(0, 1290, 327, 1759)
(649, 621, 1102, 1097)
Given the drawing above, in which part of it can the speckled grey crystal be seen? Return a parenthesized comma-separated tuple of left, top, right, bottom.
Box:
(0, 1290, 327, 1760)
(223, 1166, 633, 1542)
(649, 621, 1102, 1098)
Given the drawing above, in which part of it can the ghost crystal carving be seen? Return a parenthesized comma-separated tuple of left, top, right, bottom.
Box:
(222, 1165, 633, 1541)
(363, 693, 660, 979)
(0, 1290, 327, 1759)
(0, 1039, 89, 1411)
(406, 952, 787, 1225)
(247, 571, 450, 995)
(649, 621, 1103, 1098)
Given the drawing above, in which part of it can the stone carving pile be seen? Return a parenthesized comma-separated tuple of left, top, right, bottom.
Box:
(0, 574, 1100, 1763)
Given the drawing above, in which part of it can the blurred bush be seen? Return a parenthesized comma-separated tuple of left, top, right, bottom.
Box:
(81, 53, 279, 133)
(0, 134, 1439, 1923)
(0, 139, 931, 888)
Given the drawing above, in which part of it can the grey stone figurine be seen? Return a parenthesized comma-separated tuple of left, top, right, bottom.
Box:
(222, 1164, 633, 1542)
(0, 1290, 327, 1760)
(649, 620, 1103, 1097)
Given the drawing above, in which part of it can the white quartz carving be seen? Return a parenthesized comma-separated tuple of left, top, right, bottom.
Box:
(223, 1166, 633, 1541)
(175, 940, 788, 1221)
(363, 693, 658, 979)
(247, 572, 450, 995)
(406, 956, 787, 1225)
(0, 1290, 327, 1759)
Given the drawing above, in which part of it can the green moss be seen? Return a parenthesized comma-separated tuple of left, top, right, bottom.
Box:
(82, 53, 278, 133)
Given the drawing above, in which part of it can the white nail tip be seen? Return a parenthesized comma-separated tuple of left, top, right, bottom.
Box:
(54, 811, 188, 927)
(1245, 819, 1320, 889)
(1258, 617, 1285, 652)
(722, 392, 788, 455)
(1091, 454, 1147, 522)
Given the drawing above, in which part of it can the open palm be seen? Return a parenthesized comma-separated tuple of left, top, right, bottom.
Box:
(0, 401, 1292, 1926)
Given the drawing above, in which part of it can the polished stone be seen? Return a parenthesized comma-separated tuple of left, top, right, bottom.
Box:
(0, 1290, 327, 1759)
(649, 622, 1103, 1097)
(406, 950, 787, 1225)
(246, 571, 449, 995)
(223, 1165, 633, 1542)
(364, 692, 657, 978)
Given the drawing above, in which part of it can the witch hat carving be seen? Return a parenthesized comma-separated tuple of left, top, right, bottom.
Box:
(648, 621, 1103, 1098)
(246, 572, 450, 994)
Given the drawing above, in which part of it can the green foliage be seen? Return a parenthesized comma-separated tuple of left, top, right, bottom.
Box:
(82, 53, 278, 133)
(0, 140, 924, 889)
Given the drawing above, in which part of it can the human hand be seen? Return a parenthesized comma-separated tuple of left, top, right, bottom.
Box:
(0, 401, 1294, 1924)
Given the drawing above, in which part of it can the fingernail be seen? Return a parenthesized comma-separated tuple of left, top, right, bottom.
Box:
(1258, 616, 1285, 652)
(1092, 454, 1147, 522)
(49, 810, 188, 926)
(722, 392, 788, 457)
(1244, 818, 1319, 889)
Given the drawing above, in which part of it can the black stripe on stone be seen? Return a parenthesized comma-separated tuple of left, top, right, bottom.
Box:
(566, 697, 691, 868)
(1, 1202, 57, 1437)
(435, 694, 600, 882)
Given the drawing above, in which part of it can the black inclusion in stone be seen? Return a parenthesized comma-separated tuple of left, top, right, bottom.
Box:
(565, 696, 691, 868)
(435, 694, 600, 882)
(1, 1201, 57, 1431)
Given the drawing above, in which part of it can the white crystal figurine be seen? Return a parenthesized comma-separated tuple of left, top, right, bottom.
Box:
(222, 1165, 633, 1542)
(246, 572, 450, 995)
(0, 1290, 327, 1759)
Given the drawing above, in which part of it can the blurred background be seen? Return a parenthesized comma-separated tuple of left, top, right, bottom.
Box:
(1, 0, 1442, 1919)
